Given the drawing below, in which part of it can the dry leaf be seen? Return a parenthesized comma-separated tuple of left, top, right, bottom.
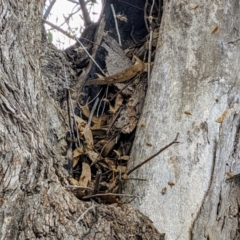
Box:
(75, 189, 86, 199)
(184, 111, 191, 115)
(140, 122, 146, 127)
(72, 147, 84, 158)
(161, 187, 167, 195)
(116, 14, 128, 22)
(216, 109, 230, 123)
(191, 5, 199, 10)
(119, 155, 130, 161)
(113, 150, 121, 157)
(114, 107, 138, 134)
(70, 178, 80, 186)
(102, 138, 117, 157)
(95, 73, 104, 79)
(85, 55, 144, 86)
(73, 157, 80, 168)
(98, 194, 119, 204)
(168, 182, 175, 187)
(91, 115, 108, 129)
(104, 158, 117, 171)
(74, 115, 86, 128)
(79, 162, 91, 187)
(91, 128, 107, 136)
(109, 104, 117, 114)
(114, 94, 123, 111)
(146, 142, 152, 146)
(85, 149, 99, 163)
(103, 98, 109, 103)
(211, 26, 218, 34)
(226, 172, 233, 178)
(122, 173, 128, 179)
(117, 165, 127, 173)
(81, 105, 108, 124)
(83, 126, 94, 149)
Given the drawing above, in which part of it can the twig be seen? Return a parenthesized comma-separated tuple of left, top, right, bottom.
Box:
(93, 169, 102, 194)
(78, 0, 92, 26)
(110, 4, 122, 46)
(82, 193, 138, 200)
(43, 0, 57, 20)
(130, 25, 137, 44)
(75, 202, 96, 223)
(96, 86, 108, 117)
(123, 177, 148, 181)
(44, 20, 75, 39)
(87, 88, 103, 105)
(67, 0, 78, 3)
(147, 0, 155, 81)
(144, 0, 149, 31)
(66, 185, 94, 191)
(87, 97, 99, 126)
(106, 106, 123, 135)
(118, 0, 144, 10)
(101, 85, 109, 116)
(226, 173, 240, 182)
(58, 7, 80, 29)
(65, 20, 106, 76)
(109, 77, 136, 102)
(126, 133, 180, 175)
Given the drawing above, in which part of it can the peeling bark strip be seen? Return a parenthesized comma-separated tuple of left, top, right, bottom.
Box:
(126, 0, 240, 239)
(0, 0, 163, 239)
(84, 56, 145, 86)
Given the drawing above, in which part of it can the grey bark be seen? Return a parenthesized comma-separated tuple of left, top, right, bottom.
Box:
(126, 0, 240, 239)
(0, 1, 161, 239)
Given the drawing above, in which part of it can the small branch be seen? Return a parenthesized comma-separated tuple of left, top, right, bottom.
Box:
(106, 106, 123, 135)
(101, 85, 109, 116)
(75, 202, 96, 223)
(96, 86, 108, 117)
(78, 0, 92, 26)
(67, 0, 79, 3)
(87, 88, 103, 105)
(44, 20, 75, 39)
(147, 0, 155, 81)
(65, 20, 106, 77)
(93, 169, 102, 194)
(66, 185, 94, 191)
(144, 0, 149, 31)
(43, 0, 57, 20)
(226, 173, 240, 182)
(126, 133, 180, 175)
(87, 97, 99, 126)
(109, 77, 136, 102)
(82, 193, 138, 200)
(58, 7, 80, 29)
(110, 4, 122, 46)
(118, 0, 144, 11)
(130, 25, 137, 44)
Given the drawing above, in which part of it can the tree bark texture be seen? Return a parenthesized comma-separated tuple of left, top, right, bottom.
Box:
(0, 1, 161, 239)
(126, 0, 240, 239)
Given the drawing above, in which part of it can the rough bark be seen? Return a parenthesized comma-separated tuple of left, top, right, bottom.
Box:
(0, 1, 161, 239)
(126, 0, 240, 239)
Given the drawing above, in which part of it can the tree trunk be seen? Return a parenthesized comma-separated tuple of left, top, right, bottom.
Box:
(0, 1, 161, 239)
(126, 0, 240, 239)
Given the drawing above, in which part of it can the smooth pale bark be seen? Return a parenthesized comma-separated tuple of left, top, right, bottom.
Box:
(127, 1, 240, 239)
(0, 1, 161, 239)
